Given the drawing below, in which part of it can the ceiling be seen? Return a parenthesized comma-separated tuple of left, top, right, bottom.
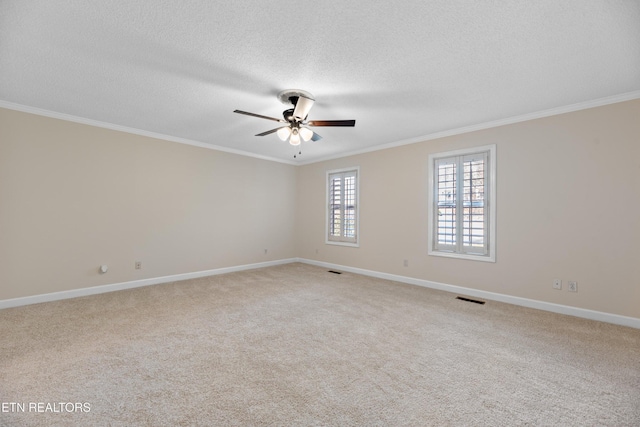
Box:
(1, 1, 639, 165)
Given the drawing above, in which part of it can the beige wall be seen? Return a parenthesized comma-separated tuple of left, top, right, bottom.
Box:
(2, 100, 639, 319)
(296, 99, 640, 319)
(0, 108, 297, 300)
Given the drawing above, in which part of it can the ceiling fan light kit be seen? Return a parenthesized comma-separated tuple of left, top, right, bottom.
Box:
(276, 127, 291, 141)
(234, 89, 356, 150)
(289, 128, 301, 146)
(299, 126, 313, 141)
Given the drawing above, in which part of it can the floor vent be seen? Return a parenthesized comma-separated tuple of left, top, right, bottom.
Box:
(328, 270, 342, 275)
(456, 296, 485, 305)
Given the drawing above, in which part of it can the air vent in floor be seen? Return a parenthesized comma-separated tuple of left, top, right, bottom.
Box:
(456, 296, 485, 305)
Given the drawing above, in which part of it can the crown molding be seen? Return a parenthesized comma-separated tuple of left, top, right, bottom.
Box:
(297, 90, 640, 165)
(3, 89, 639, 167)
(0, 100, 298, 165)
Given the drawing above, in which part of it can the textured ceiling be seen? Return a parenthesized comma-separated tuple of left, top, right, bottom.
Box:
(1, 1, 639, 164)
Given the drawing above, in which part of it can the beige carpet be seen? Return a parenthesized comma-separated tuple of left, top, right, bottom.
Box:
(1, 263, 639, 426)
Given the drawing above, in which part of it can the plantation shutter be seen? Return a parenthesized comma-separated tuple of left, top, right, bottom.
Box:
(462, 152, 488, 255)
(435, 157, 457, 252)
(434, 152, 488, 255)
(328, 170, 357, 243)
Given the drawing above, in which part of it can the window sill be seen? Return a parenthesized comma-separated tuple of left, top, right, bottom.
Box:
(326, 240, 359, 248)
(428, 249, 495, 263)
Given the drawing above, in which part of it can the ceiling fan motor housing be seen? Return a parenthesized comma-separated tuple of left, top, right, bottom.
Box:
(283, 108, 295, 123)
(278, 89, 315, 122)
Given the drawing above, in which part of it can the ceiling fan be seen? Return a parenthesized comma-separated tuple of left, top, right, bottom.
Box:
(233, 89, 355, 146)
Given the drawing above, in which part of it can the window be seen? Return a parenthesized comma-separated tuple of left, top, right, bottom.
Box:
(327, 167, 359, 246)
(428, 145, 496, 262)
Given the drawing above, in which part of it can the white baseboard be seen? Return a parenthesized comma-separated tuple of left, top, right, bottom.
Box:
(297, 258, 640, 330)
(3, 257, 639, 330)
(0, 258, 297, 310)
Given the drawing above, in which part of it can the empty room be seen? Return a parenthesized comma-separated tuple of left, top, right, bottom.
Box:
(1, 1, 639, 426)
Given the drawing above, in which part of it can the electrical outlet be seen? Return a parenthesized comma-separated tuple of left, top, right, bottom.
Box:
(568, 281, 577, 292)
(403, 259, 409, 267)
(264, 249, 267, 254)
(135, 261, 142, 270)
(553, 279, 562, 290)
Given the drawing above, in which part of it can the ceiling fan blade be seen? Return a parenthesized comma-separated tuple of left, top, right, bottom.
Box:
(234, 110, 285, 123)
(293, 95, 315, 121)
(255, 127, 287, 137)
(311, 132, 322, 141)
(307, 119, 356, 127)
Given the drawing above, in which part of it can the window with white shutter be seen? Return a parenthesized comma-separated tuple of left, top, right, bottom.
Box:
(428, 145, 496, 262)
(327, 168, 359, 246)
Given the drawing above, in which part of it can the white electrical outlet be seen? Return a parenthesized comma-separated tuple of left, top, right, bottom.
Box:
(403, 259, 409, 267)
(568, 281, 577, 292)
(135, 261, 142, 270)
(553, 279, 562, 290)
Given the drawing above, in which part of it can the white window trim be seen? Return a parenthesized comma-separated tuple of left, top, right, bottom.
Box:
(428, 145, 496, 262)
(326, 166, 360, 247)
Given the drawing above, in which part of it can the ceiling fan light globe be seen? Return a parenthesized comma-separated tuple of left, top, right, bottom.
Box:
(289, 133, 301, 146)
(299, 127, 313, 142)
(276, 127, 291, 141)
